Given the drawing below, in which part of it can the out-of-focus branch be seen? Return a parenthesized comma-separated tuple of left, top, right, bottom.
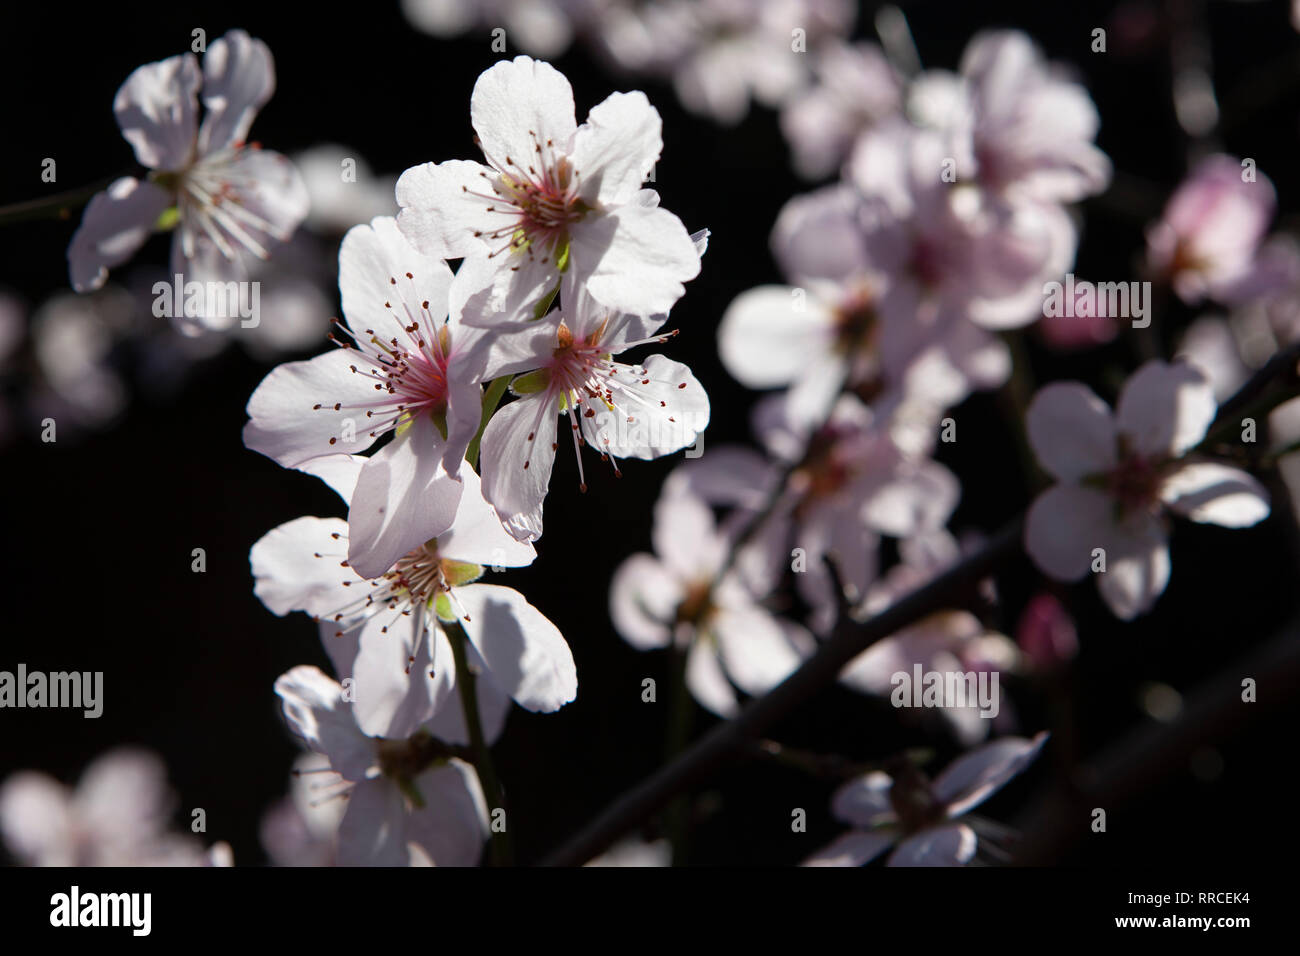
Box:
(1012, 618, 1300, 864)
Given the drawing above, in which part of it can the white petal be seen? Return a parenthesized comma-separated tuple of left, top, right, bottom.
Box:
(887, 823, 977, 866)
(336, 779, 409, 865)
(0, 773, 72, 865)
(452, 583, 577, 712)
(803, 829, 896, 867)
(327, 611, 454, 739)
(75, 749, 173, 847)
(295, 454, 367, 503)
(830, 771, 896, 827)
(479, 394, 558, 542)
(1024, 483, 1113, 582)
(470, 56, 577, 172)
(243, 348, 382, 467)
(932, 731, 1049, 816)
(1115, 360, 1217, 459)
(583, 355, 710, 460)
(713, 609, 809, 697)
(437, 468, 537, 568)
(859, 458, 960, 538)
(572, 90, 661, 207)
(395, 160, 496, 259)
(67, 178, 173, 292)
(346, 414, 463, 579)
(609, 553, 680, 650)
(404, 759, 489, 866)
(218, 148, 309, 243)
(251, 516, 354, 618)
(198, 30, 275, 154)
(717, 286, 835, 389)
(1026, 382, 1116, 481)
(273, 666, 374, 782)
(113, 54, 200, 170)
(339, 216, 454, 350)
(651, 489, 723, 577)
(570, 202, 701, 316)
(424, 642, 513, 746)
(1095, 516, 1171, 620)
(685, 640, 738, 718)
(1160, 462, 1270, 527)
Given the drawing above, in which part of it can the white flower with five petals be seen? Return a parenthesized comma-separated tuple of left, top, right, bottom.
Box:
(1024, 360, 1270, 620)
(252, 459, 576, 739)
(475, 273, 710, 542)
(396, 55, 701, 321)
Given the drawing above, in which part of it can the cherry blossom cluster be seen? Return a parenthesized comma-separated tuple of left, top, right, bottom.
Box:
(240, 55, 708, 864)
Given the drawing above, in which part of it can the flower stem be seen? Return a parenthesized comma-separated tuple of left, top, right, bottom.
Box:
(444, 618, 513, 866)
(466, 375, 512, 469)
(0, 176, 119, 227)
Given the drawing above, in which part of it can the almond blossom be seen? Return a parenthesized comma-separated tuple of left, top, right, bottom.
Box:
(395, 55, 700, 321)
(779, 39, 902, 179)
(475, 272, 710, 542)
(596, 0, 855, 126)
(908, 30, 1112, 204)
(0, 748, 228, 866)
(804, 732, 1047, 866)
(839, 531, 1021, 744)
(1024, 360, 1270, 620)
(1146, 154, 1277, 305)
(723, 182, 1010, 435)
(671, 395, 959, 634)
(846, 118, 1076, 333)
(68, 30, 308, 315)
(252, 460, 575, 738)
(609, 485, 812, 717)
(274, 665, 491, 866)
(243, 216, 486, 579)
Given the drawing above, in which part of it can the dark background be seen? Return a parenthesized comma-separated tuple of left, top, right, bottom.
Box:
(1, 0, 1297, 866)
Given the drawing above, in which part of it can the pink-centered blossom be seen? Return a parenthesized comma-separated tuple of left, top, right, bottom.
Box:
(1024, 360, 1269, 620)
(476, 273, 710, 542)
(243, 216, 486, 579)
(1146, 154, 1277, 305)
(396, 55, 701, 321)
(609, 486, 812, 718)
(805, 732, 1048, 866)
(252, 459, 574, 738)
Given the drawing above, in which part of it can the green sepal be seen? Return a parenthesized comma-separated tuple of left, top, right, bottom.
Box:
(154, 206, 180, 232)
(443, 561, 484, 587)
(434, 593, 456, 622)
(533, 281, 561, 319)
(511, 369, 550, 395)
